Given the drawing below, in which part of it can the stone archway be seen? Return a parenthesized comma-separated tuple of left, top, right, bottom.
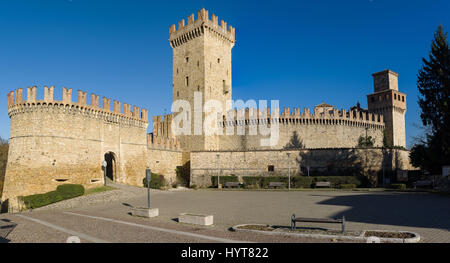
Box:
(104, 152, 117, 181)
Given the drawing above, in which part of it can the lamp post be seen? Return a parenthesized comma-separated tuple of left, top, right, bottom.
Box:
(217, 154, 221, 189)
(287, 152, 291, 190)
(146, 169, 151, 208)
(102, 160, 107, 186)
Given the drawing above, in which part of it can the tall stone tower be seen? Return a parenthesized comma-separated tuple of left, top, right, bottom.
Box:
(169, 8, 235, 151)
(367, 70, 406, 147)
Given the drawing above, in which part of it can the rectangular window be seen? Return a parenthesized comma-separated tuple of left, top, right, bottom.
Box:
(268, 165, 275, 172)
(185, 76, 189, 86)
(223, 80, 227, 94)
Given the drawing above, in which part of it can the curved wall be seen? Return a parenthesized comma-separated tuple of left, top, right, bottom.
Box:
(1, 87, 148, 212)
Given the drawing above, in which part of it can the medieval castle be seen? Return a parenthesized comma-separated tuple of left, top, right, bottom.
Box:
(1, 9, 411, 211)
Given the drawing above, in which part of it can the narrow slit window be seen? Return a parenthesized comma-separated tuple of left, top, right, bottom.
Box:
(185, 76, 189, 86)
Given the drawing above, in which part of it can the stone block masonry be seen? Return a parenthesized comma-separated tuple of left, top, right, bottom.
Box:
(2, 86, 149, 212)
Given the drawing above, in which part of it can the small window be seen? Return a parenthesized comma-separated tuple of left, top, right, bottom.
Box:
(197, 85, 200, 91)
(223, 80, 228, 94)
(268, 165, 275, 172)
(54, 179, 68, 182)
(185, 76, 189, 86)
(394, 94, 397, 100)
(197, 61, 200, 67)
(177, 91, 179, 97)
(176, 68, 179, 75)
(371, 97, 375, 102)
(218, 58, 221, 63)
(402, 96, 405, 102)
(185, 57, 189, 63)
(378, 96, 381, 101)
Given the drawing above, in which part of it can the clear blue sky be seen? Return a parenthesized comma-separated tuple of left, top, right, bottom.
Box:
(1, 0, 449, 148)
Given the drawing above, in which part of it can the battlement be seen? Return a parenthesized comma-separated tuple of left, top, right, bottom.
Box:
(169, 8, 235, 47)
(220, 106, 385, 129)
(147, 133, 181, 151)
(148, 114, 181, 150)
(7, 86, 148, 122)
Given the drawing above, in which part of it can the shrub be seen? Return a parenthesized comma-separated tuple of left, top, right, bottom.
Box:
(242, 176, 313, 188)
(340, 184, 356, 189)
(291, 176, 314, 188)
(311, 176, 369, 188)
(22, 184, 85, 209)
(242, 176, 262, 188)
(391, 184, 406, 190)
(143, 173, 166, 189)
(190, 184, 198, 190)
(211, 175, 238, 187)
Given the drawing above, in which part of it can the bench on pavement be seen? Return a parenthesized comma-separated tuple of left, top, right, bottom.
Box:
(268, 182, 285, 189)
(224, 182, 241, 188)
(314, 181, 331, 188)
(291, 214, 346, 233)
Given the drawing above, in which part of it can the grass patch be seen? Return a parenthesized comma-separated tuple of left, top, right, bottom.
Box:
(22, 184, 85, 209)
(84, 186, 115, 195)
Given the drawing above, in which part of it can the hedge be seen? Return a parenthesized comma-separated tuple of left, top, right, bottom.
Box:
(22, 184, 85, 209)
(311, 176, 370, 188)
(340, 184, 356, 189)
(143, 173, 166, 189)
(211, 175, 238, 187)
(391, 184, 406, 190)
(241, 176, 370, 189)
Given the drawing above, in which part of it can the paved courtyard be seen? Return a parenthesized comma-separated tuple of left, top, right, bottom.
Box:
(1, 187, 449, 243)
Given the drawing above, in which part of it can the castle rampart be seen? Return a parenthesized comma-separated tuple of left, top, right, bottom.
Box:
(2, 86, 149, 212)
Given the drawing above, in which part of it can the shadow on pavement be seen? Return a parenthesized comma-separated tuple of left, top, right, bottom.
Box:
(318, 192, 450, 230)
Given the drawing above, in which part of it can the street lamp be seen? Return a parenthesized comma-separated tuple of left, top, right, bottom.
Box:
(102, 160, 107, 186)
(287, 152, 291, 190)
(217, 154, 221, 189)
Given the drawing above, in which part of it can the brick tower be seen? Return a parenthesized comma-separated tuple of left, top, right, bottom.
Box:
(169, 8, 235, 151)
(367, 70, 407, 147)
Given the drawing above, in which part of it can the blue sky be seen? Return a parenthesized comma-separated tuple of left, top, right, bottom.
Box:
(0, 0, 449, 148)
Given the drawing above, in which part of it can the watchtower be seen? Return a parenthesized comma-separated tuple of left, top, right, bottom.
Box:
(169, 8, 235, 150)
(367, 70, 406, 147)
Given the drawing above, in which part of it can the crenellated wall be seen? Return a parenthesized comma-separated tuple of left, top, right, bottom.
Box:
(2, 86, 149, 212)
(215, 106, 385, 150)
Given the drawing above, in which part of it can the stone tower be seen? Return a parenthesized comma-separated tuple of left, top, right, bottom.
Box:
(169, 8, 235, 151)
(367, 70, 406, 147)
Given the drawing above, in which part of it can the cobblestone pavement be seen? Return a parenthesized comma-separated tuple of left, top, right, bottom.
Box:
(1, 186, 449, 243)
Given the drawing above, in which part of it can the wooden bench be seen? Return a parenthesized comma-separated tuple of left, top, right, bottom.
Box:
(268, 182, 285, 188)
(291, 214, 346, 233)
(314, 181, 331, 188)
(224, 182, 240, 188)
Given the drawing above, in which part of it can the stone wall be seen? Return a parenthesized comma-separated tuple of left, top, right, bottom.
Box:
(1, 86, 148, 212)
(190, 148, 413, 187)
(147, 148, 188, 185)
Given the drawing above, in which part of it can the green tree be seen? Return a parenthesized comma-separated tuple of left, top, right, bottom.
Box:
(357, 135, 375, 148)
(284, 131, 304, 149)
(410, 25, 450, 173)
